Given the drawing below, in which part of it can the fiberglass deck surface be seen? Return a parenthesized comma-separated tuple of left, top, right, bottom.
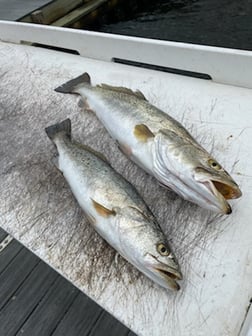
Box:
(0, 38, 251, 336)
(0, 227, 133, 336)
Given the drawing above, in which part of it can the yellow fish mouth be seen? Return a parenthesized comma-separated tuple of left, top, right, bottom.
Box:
(201, 178, 242, 214)
(211, 180, 242, 200)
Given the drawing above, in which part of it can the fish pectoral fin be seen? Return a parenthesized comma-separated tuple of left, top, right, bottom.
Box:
(91, 199, 116, 217)
(134, 124, 155, 142)
(97, 84, 147, 100)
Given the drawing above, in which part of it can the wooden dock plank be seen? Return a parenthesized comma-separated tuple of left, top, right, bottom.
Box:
(0, 261, 58, 336)
(0, 238, 132, 336)
(0, 227, 7, 242)
(0, 239, 23, 274)
(15, 276, 79, 335)
(51, 0, 108, 27)
(52, 292, 103, 336)
(0, 247, 39, 310)
(89, 310, 130, 336)
(20, 0, 83, 24)
(0, 0, 51, 21)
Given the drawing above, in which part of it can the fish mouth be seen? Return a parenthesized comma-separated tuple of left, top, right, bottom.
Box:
(202, 179, 242, 214)
(210, 180, 242, 200)
(144, 253, 182, 291)
(154, 265, 183, 291)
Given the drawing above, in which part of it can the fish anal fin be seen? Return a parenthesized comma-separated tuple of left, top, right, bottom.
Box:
(91, 199, 116, 217)
(97, 84, 147, 100)
(134, 124, 155, 142)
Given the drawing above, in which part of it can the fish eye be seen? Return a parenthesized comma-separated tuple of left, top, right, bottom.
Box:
(208, 159, 222, 171)
(157, 243, 170, 256)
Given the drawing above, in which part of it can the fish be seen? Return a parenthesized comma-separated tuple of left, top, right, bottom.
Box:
(55, 73, 242, 214)
(45, 118, 182, 291)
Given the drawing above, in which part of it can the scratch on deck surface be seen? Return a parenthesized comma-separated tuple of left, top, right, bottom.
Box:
(0, 41, 249, 336)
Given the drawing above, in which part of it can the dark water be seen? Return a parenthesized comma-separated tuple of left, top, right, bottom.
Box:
(94, 0, 252, 51)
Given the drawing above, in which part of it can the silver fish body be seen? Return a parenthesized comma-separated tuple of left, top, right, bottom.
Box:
(55, 73, 242, 214)
(45, 119, 182, 291)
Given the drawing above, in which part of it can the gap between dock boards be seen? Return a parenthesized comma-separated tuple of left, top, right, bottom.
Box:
(0, 228, 135, 336)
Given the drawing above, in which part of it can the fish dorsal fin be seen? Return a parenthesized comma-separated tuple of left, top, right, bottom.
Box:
(91, 199, 116, 217)
(74, 142, 110, 164)
(134, 124, 155, 142)
(97, 84, 147, 100)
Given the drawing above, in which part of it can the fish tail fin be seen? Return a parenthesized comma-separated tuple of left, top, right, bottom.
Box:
(45, 118, 71, 142)
(55, 72, 91, 94)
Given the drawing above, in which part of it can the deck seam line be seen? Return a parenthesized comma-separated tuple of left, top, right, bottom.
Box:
(49, 290, 80, 336)
(0, 259, 41, 311)
(0, 244, 23, 277)
(13, 273, 60, 336)
(86, 310, 105, 336)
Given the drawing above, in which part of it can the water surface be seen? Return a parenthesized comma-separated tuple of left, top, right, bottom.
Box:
(96, 0, 252, 50)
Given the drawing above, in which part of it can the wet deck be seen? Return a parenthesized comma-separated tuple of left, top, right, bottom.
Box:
(0, 227, 133, 336)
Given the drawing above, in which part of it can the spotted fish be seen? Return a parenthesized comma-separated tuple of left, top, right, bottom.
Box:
(55, 73, 242, 214)
(45, 118, 182, 290)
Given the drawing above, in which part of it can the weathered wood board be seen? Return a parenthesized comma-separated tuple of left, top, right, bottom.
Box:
(0, 0, 51, 21)
(0, 41, 251, 336)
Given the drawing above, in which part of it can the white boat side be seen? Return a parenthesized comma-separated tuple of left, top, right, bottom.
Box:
(0, 20, 252, 89)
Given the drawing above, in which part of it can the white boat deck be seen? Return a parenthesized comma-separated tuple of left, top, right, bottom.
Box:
(0, 21, 252, 336)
